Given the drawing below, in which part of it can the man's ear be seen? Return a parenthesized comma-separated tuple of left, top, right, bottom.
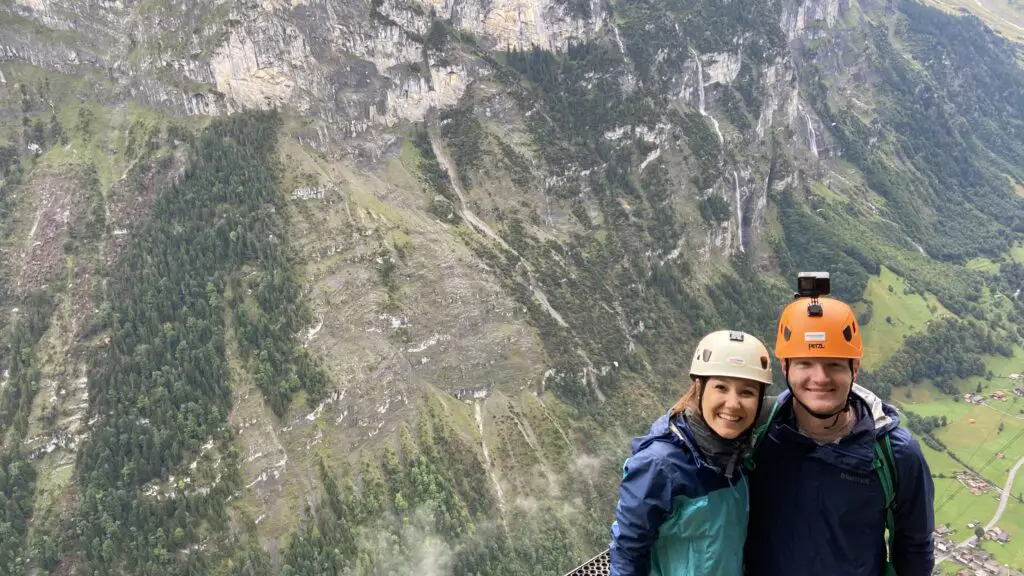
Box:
(851, 359, 861, 380)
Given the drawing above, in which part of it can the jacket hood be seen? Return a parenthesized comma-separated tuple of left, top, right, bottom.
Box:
(622, 409, 712, 459)
(850, 383, 901, 437)
(631, 410, 692, 456)
(630, 409, 753, 476)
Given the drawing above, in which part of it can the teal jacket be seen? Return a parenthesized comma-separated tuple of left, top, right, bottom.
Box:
(609, 410, 749, 575)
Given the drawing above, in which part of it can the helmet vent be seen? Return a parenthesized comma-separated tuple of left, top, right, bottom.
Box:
(760, 356, 769, 369)
(702, 349, 713, 362)
(783, 326, 792, 341)
(843, 325, 853, 342)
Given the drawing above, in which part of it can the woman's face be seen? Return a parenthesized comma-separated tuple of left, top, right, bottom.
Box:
(700, 376, 762, 439)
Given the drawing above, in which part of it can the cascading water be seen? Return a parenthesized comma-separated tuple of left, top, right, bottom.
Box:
(689, 48, 724, 146)
(612, 26, 634, 88)
(734, 171, 745, 253)
(804, 110, 818, 158)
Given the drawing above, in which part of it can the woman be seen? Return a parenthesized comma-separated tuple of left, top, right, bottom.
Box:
(608, 330, 773, 576)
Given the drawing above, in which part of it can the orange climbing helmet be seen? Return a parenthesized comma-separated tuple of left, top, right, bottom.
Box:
(775, 295, 864, 360)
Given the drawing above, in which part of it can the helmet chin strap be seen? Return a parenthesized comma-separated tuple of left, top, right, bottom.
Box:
(783, 360, 854, 428)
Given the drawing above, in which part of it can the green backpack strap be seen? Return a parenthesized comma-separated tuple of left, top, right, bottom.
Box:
(743, 396, 783, 471)
(873, 434, 898, 576)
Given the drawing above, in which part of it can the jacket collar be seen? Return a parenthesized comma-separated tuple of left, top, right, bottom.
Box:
(631, 410, 721, 471)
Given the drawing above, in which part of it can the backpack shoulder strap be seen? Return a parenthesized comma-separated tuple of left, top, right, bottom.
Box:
(754, 396, 782, 445)
(743, 395, 783, 471)
(873, 433, 899, 572)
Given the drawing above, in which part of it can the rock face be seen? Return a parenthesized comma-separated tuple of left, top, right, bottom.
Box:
(424, 0, 603, 50)
(2, 0, 601, 142)
(209, 20, 308, 111)
(783, 0, 842, 40)
(4, 0, 834, 163)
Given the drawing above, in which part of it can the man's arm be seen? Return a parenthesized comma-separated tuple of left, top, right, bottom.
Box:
(609, 451, 674, 576)
(890, 430, 936, 576)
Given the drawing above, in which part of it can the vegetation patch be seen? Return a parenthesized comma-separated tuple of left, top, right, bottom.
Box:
(68, 111, 328, 574)
(857, 265, 952, 370)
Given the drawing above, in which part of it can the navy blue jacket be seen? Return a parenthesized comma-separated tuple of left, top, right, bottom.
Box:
(744, 385, 935, 576)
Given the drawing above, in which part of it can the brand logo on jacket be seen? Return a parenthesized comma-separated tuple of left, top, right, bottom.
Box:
(840, 472, 870, 485)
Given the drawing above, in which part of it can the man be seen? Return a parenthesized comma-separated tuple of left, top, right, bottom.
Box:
(743, 289, 935, 576)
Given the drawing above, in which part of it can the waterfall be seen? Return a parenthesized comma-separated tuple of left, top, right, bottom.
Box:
(804, 110, 818, 158)
(689, 48, 724, 146)
(612, 26, 635, 88)
(734, 171, 744, 253)
(613, 26, 627, 58)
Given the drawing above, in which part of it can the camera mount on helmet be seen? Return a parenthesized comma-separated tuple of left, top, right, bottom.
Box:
(794, 271, 830, 317)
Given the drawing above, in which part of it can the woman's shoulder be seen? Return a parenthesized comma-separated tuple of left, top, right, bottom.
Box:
(630, 439, 739, 502)
(629, 430, 703, 481)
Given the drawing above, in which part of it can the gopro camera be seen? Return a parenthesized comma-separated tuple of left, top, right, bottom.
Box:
(796, 271, 830, 299)
(795, 272, 830, 317)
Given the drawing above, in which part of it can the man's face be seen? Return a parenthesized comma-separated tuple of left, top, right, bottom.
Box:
(787, 357, 857, 416)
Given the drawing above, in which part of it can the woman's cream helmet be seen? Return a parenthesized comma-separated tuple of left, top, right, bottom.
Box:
(689, 330, 773, 386)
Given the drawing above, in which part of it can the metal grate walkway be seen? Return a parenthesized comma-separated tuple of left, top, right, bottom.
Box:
(563, 548, 610, 576)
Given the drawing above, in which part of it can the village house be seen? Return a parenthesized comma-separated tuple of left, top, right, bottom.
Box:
(953, 548, 1024, 576)
(991, 390, 1006, 400)
(952, 560, 1016, 575)
(955, 471, 991, 495)
(1014, 386, 1024, 397)
(935, 524, 953, 537)
(985, 527, 1011, 543)
(964, 393, 985, 404)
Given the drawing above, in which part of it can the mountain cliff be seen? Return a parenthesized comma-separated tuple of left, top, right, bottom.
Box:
(0, 0, 1022, 573)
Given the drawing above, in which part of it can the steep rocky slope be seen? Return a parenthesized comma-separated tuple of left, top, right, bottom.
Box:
(0, 0, 1022, 573)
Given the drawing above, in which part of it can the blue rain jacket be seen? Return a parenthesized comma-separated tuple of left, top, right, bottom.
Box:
(609, 410, 750, 576)
(743, 385, 935, 576)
